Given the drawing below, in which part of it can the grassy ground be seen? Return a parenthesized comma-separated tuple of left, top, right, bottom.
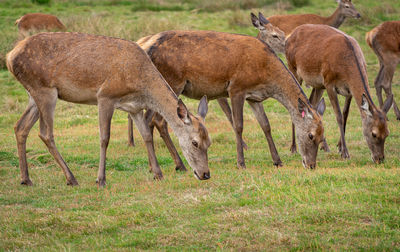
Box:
(1, 0, 400, 250)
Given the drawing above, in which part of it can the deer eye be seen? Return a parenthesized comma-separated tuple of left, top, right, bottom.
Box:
(192, 140, 199, 148)
(308, 133, 314, 140)
(345, 5, 349, 8)
(372, 132, 377, 138)
(272, 34, 278, 38)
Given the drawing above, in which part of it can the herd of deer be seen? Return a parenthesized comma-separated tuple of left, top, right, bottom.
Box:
(6, 0, 399, 187)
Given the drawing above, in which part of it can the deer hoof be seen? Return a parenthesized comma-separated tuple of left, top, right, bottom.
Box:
(274, 160, 283, 167)
(21, 179, 33, 186)
(290, 145, 297, 154)
(175, 165, 187, 172)
(153, 173, 163, 180)
(340, 151, 350, 159)
(96, 178, 106, 188)
(237, 163, 246, 169)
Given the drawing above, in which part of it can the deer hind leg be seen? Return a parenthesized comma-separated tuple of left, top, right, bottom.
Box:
(337, 96, 352, 152)
(326, 87, 349, 159)
(34, 88, 78, 186)
(381, 61, 399, 120)
(247, 101, 282, 167)
(217, 98, 247, 150)
(127, 115, 135, 147)
(230, 92, 246, 169)
(15, 97, 39, 185)
(151, 112, 187, 172)
(131, 111, 163, 180)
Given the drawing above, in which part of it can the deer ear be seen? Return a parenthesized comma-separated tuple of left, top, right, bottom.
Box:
(197, 95, 208, 120)
(258, 12, 270, 25)
(361, 94, 374, 117)
(251, 13, 262, 29)
(382, 94, 393, 114)
(177, 99, 192, 125)
(316, 98, 326, 116)
(298, 98, 312, 119)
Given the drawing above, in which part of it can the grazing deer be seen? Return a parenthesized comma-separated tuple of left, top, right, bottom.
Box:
(127, 12, 287, 151)
(366, 21, 400, 120)
(286, 24, 392, 163)
(267, 0, 360, 36)
(15, 13, 66, 39)
(6, 32, 211, 187)
(135, 30, 326, 170)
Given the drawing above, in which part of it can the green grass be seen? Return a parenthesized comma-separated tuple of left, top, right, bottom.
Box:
(1, 0, 400, 250)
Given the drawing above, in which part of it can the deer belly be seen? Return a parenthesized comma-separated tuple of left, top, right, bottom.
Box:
(298, 69, 324, 89)
(56, 84, 98, 105)
(181, 80, 227, 100)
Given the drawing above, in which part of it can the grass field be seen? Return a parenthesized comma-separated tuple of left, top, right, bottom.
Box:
(1, 0, 400, 250)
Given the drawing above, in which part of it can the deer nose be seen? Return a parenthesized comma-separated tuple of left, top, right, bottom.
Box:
(309, 163, 316, 169)
(356, 13, 361, 18)
(203, 171, 211, 180)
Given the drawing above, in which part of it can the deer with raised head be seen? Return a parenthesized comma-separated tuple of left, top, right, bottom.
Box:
(134, 30, 326, 170)
(6, 32, 211, 187)
(15, 13, 66, 39)
(286, 24, 392, 163)
(366, 21, 400, 120)
(266, 0, 360, 36)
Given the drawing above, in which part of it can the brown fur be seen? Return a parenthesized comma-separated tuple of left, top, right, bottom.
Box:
(15, 13, 66, 39)
(137, 30, 325, 169)
(267, 0, 360, 36)
(366, 21, 400, 120)
(6, 32, 211, 186)
(286, 24, 390, 163)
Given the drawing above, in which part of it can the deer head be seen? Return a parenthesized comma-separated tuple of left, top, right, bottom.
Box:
(296, 98, 326, 169)
(337, 0, 361, 19)
(176, 96, 211, 180)
(360, 94, 391, 163)
(251, 12, 286, 54)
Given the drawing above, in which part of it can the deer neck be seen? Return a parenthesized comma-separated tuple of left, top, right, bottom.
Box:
(271, 73, 311, 126)
(145, 82, 185, 136)
(325, 6, 346, 28)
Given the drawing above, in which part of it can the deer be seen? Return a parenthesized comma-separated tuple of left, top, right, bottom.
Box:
(6, 32, 211, 187)
(286, 24, 392, 163)
(126, 12, 287, 153)
(132, 30, 326, 171)
(15, 13, 66, 39)
(366, 21, 400, 120)
(266, 0, 360, 36)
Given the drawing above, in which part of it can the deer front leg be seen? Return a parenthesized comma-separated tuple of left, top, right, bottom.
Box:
(247, 101, 282, 167)
(381, 62, 399, 120)
(326, 87, 349, 159)
(128, 115, 135, 147)
(151, 112, 187, 172)
(290, 124, 297, 154)
(96, 98, 115, 187)
(309, 88, 330, 152)
(374, 64, 385, 108)
(131, 111, 163, 180)
(217, 98, 248, 150)
(230, 93, 246, 169)
(337, 96, 352, 152)
(14, 97, 39, 186)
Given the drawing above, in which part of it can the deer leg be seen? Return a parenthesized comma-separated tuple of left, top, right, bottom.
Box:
(131, 111, 163, 180)
(374, 64, 385, 108)
(381, 62, 399, 120)
(151, 113, 187, 172)
(217, 98, 248, 150)
(128, 115, 135, 147)
(326, 87, 349, 159)
(230, 93, 246, 169)
(337, 96, 352, 152)
(14, 97, 39, 186)
(96, 98, 115, 187)
(247, 101, 282, 167)
(290, 124, 297, 154)
(35, 89, 78, 186)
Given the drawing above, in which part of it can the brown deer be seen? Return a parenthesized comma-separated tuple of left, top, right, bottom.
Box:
(15, 13, 66, 39)
(134, 30, 326, 170)
(286, 24, 392, 163)
(6, 32, 211, 187)
(267, 0, 360, 36)
(366, 21, 400, 120)
(127, 12, 287, 150)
